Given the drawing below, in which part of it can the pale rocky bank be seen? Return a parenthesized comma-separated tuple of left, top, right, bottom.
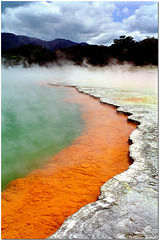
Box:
(48, 85, 158, 239)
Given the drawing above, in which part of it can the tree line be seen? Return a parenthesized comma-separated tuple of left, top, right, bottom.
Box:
(2, 36, 158, 67)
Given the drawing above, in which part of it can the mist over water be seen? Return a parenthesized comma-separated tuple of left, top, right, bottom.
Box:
(9, 63, 156, 90)
(1, 64, 157, 191)
(1, 65, 85, 191)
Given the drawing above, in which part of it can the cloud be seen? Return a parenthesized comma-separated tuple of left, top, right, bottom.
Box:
(1, 1, 118, 44)
(1, 1, 158, 45)
(1, 1, 35, 13)
(122, 7, 129, 15)
(123, 4, 158, 34)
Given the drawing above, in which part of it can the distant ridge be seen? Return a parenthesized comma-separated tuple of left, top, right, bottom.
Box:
(1, 33, 88, 51)
(2, 34, 158, 67)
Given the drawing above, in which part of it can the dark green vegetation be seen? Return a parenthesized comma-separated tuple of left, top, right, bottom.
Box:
(60, 36, 158, 66)
(2, 34, 158, 67)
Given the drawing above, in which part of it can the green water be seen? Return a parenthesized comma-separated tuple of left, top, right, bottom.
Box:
(1, 67, 84, 191)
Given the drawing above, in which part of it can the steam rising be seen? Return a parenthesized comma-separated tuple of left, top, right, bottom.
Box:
(2, 63, 157, 90)
(1, 63, 157, 190)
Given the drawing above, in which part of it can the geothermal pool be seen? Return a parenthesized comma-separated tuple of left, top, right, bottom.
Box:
(1, 65, 157, 239)
(1, 69, 84, 191)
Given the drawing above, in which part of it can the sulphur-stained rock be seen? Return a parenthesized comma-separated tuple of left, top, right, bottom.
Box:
(48, 86, 158, 239)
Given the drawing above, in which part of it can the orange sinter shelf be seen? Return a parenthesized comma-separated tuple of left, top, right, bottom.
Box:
(1, 87, 137, 239)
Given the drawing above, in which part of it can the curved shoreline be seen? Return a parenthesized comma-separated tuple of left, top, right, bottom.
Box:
(48, 86, 158, 239)
(1, 85, 137, 239)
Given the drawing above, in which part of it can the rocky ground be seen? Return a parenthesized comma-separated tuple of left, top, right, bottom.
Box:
(48, 86, 158, 239)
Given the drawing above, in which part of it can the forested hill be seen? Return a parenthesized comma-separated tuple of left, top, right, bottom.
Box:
(1, 33, 88, 51)
(2, 35, 158, 67)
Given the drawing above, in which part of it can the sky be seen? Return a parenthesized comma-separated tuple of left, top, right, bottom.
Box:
(1, 1, 158, 45)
